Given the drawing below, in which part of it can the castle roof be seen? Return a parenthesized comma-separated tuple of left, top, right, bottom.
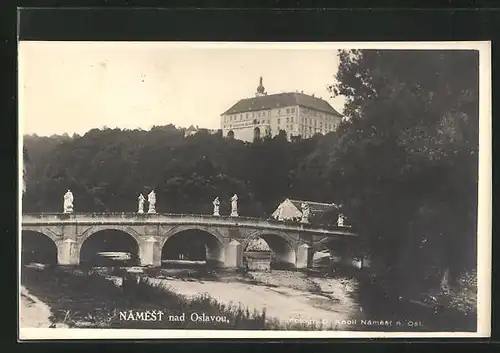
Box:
(221, 92, 342, 116)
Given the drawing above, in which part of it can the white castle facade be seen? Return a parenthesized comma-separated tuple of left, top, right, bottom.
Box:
(220, 78, 343, 142)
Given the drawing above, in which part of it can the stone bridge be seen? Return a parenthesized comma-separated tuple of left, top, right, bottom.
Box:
(21, 213, 357, 269)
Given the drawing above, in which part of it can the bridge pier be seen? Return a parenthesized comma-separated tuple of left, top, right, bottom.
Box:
(295, 243, 312, 269)
(57, 239, 80, 266)
(224, 239, 243, 268)
(139, 237, 162, 267)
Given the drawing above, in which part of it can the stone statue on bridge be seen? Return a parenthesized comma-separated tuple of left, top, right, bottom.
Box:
(213, 197, 220, 216)
(138, 193, 145, 214)
(300, 202, 310, 224)
(337, 213, 345, 227)
(147, 190, 156, 214)
(230, 194, 238, 217)
(63, 189, 74, 213)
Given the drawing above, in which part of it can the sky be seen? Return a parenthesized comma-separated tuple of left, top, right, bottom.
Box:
(19, 41, 347, 136)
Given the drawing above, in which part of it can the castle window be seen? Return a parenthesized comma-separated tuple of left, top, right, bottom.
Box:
(286, 117, 289, 123)
(277, 118, 280, 125)
(290, 117, 294, 123)
(291, 107, 296, 113)
(286, 108, 290, 114)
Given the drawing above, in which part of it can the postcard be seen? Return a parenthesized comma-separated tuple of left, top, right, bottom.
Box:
(18, 40, 491, 339)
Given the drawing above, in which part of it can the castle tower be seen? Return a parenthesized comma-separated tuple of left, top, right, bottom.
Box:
(255, 76, 267, 97)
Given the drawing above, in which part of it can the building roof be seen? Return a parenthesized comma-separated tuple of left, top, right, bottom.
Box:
(221, 92, 343, 116)
(286, 199, 340, 225)
(288, 199, 339, 214)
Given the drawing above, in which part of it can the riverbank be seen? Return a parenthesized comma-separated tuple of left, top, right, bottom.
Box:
(20, 266, 339, 330)
(20, 264, 476, 332)
(20, 285, 53, 328)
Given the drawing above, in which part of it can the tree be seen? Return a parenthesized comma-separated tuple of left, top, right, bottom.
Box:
(327, 49, 479, 296)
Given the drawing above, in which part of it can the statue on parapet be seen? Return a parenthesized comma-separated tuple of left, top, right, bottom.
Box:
(337, 213, 345, 227)
(213, 197, 220, 216)
(147, 190, 156, 214)
(63, 189, 74, 213)
(300, 202, 310, 224)
(138, 193, 145, 214)
(230, 194, 238, 217)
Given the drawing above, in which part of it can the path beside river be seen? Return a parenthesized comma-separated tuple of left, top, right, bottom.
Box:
(20, 285, 52, 328)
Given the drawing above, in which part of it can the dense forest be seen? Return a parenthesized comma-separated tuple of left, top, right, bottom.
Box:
(23, 49, 479, 297)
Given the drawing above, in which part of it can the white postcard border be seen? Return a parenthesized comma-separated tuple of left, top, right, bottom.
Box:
(18, 40, 492, 340)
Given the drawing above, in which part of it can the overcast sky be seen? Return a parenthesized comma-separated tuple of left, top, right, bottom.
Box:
(19, 41, 347, 136)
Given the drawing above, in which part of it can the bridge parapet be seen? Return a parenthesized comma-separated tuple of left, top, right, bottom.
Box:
(22, 213, 356, 237)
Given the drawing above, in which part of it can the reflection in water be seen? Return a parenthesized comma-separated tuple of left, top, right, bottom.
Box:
(88, 252, 138, 267)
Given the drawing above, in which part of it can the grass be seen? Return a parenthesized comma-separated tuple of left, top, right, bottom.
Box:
(20, 266, 331, 330)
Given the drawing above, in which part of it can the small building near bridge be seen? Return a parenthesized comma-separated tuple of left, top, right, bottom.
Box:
(271, 198, 342, 226)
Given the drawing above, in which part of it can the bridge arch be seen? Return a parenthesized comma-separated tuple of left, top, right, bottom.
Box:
(160, 225, 225, 249)
(21, 226, 61, 245)
(78, 225, 142, 267)
(160, 225, 225, 266)
(78, 225, 142, 247)
(242, 229, 296, 250)
(242, 230, 297, 269)
(21, 227, 60, 265)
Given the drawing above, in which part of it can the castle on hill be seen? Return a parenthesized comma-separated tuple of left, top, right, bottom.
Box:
(220, 77, 343, 142)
